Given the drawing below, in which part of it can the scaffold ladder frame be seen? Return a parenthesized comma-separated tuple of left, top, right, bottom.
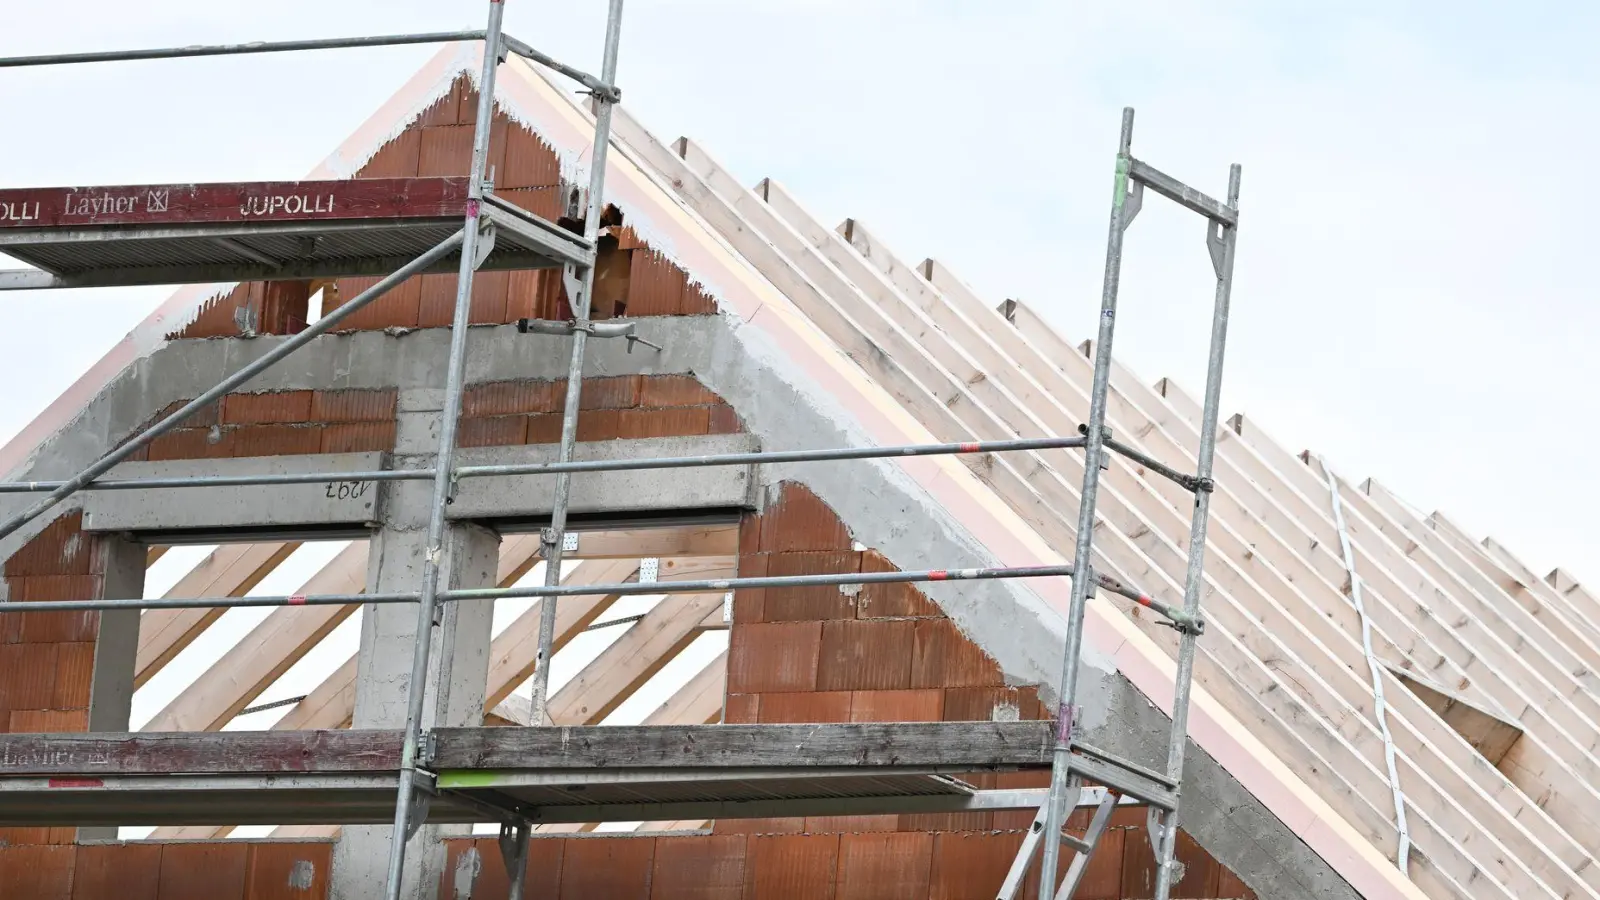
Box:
(1024, 107, 1241, 900)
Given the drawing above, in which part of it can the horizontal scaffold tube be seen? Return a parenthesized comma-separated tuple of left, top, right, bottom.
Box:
(0, 31, 488, 67)
(0, 561, 1199, 634)
(0, 436, 1089, 494)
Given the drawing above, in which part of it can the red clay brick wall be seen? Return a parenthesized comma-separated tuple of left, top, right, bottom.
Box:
(435, 830, 1256, 900)
(0, 840, 332, 900)
(119, 389, 400, 462)
(170, 77, 714, 341)
(0, 510, 110, 847)
(458, 375, 740, 446)
(2, 512, 105, 730)
(115, 376, 739, 464)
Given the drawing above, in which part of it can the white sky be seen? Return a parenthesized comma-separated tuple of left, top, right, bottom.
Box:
(1, 3, 1596, 588)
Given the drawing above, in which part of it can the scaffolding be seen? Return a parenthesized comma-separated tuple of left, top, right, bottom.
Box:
(0, 5, 1239, 899)
(999, 110, 1242, 900)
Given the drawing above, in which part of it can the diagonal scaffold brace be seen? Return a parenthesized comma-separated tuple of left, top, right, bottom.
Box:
(524, 0, 627, 729)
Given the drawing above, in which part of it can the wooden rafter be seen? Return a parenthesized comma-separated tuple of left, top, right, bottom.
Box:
(143, 542, 369, 732)
(545, 592, 723, 725)
(134, 542, 299, 688)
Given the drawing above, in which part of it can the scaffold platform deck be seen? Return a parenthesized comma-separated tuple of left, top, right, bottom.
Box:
(0, 722, 1061, 827)
(0, 177, 592, 289)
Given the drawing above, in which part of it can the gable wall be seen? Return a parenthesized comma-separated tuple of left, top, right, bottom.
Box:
(0, 63, 1307, 886)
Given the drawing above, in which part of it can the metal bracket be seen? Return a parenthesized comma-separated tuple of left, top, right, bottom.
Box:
(562, 531, 580, 553)
(561, 263, 584, 312)
(1145, 807, 1187, 887)
(639, 557, 659, 584)
(404, 769, 436, 843)
(472, 220, 497, 271)
(1121, 179, 1144, 232)
(420, 731, 439, 767)
(1146, 806, 1166, 865)
(497, 821, 530, 891)
(1206, 220, 1228, 280)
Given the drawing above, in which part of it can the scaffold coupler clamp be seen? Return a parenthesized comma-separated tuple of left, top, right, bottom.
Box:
(1160, 612, 1206, 637)
(1077, 423, 1114, 469)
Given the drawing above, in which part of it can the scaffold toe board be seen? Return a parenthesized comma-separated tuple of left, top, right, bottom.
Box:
(0, 771, 1050, 828)
(0, 177, 593, 289)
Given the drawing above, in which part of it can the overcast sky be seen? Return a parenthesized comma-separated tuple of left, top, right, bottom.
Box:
(1, 2, 1596, 580)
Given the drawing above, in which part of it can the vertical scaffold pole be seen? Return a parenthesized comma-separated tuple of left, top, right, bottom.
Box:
(1038, 106, 1137, 895)
(1149, 162, 1241, 900)
(382, 2, 507, 897)
(527, 0, 627, 725)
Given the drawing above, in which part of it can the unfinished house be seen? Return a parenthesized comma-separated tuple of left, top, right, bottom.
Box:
(1, 11, 1598, 900)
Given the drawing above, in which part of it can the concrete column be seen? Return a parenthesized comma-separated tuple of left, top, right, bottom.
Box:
(332, 387, 501, 900)
(349, 520, 498, 732)
(82, 532, 145, 842)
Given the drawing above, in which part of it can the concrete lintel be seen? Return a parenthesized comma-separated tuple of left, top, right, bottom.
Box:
(79, 452, 387, 533)
(446, 434, 759, 521)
